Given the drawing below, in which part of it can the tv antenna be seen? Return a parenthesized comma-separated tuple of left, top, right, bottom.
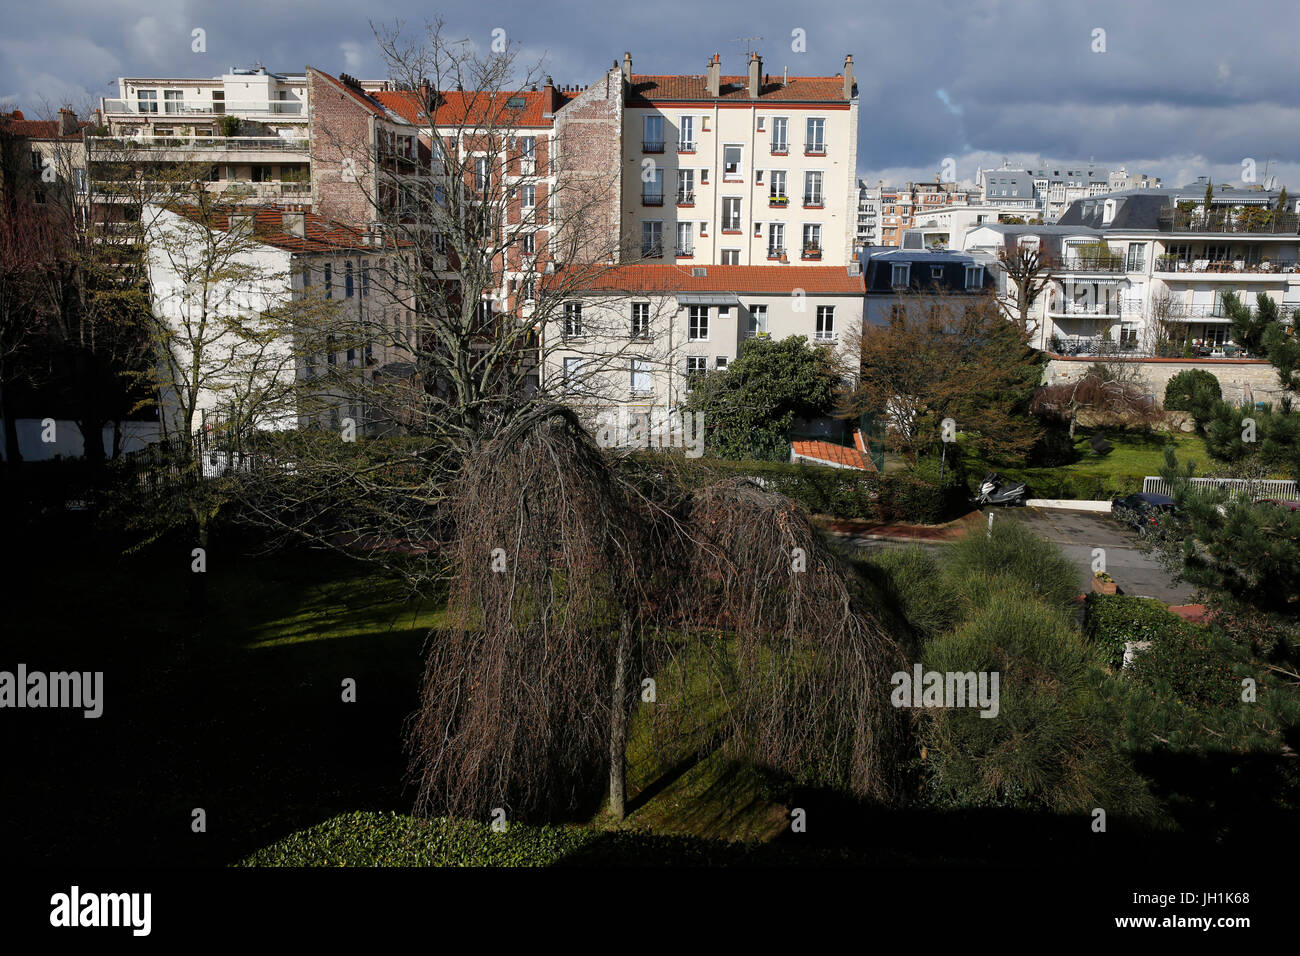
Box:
(733, 36, 764, 56)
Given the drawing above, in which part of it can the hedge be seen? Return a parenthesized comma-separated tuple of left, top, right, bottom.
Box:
(1084, 594, 1186, 670)
(657, 456, 949, 523)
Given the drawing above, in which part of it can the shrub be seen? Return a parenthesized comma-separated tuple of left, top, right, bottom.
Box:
(941, 518, 1080, 612)
(862, 547, 959, 645)
(1129, 621, 1240, 712)
(1164, 369, 1221, 420)
(919, 589, 1157, 816)
(1084, 594, 1183, 670)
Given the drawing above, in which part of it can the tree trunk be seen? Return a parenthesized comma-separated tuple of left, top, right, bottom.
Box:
(0, 381, 21, 468)
(1068, 412, 1078, 439)
(607, 608, 631, 821)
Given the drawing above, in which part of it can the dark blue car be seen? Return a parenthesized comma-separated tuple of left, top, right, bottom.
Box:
(1111, 492, 1177, 535)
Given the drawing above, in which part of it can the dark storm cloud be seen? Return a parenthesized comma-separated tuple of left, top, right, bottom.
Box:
(1, 0, 1295, 188)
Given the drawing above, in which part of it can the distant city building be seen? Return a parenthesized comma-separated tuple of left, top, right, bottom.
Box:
(976, 159, 1162, 222)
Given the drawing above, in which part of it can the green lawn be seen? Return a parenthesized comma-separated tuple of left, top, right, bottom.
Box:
(962, 428, 1211, 499)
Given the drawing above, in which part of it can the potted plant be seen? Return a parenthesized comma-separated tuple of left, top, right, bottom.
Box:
(1091, 570, 1117, 595)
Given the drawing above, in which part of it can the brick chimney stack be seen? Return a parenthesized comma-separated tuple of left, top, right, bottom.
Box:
(57, 108, 77, 137)
(843, 54, 855, 100)
(542, 75, 559, 118)
(748, 52, 763, 99)
(706, 53, 721, 98)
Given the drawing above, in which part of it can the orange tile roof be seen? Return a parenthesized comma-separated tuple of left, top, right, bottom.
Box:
(165, 204, 401, 254)
(0, 111, 93, 140)
(549, 264, 863, 295)
(628, 73, 848, 104)
(373, 89, 572, 129)
(792, 439, 870, 470)
(309, 68, 407, 122)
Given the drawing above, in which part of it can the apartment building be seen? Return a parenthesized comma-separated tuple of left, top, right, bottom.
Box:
(543, 263, 863, 418)
(960, 181, 1299, 359)
(96, 66, 312, 204)
(976, 160, 1163, 223)
(621, 52, 859, 267)
(859, 247, 995, 326)
(855, 180, 881, 246)
(876, 181, 973, 246)
(143, 203, 416, 436)
(0, 108, 92, 206)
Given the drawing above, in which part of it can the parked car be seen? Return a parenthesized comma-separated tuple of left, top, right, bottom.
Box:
(1111, 492, 1177, 535)
(1257, 498, 1300, 512)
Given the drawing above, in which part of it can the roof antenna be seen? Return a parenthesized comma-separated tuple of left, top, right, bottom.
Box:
(733, 35, 764, 56)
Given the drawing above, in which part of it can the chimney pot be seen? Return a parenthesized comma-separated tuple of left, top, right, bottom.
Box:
(748, 52, 763, 99)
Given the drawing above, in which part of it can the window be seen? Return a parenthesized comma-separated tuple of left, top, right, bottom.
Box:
(676, 222, 694, 256)
(803, 171, 823, 206)
(522, 232, 536, 256)
(686, 355, 707, 388)
(1126, 243, 1145, 272)
(802, 223, 822, 256)
(964, 264, 984, 289)
(631, 302, 651, 339)
(643, 114, 664, 152)
(563, 357, 584, 390)
(564, 301, 584, 336)
(519, 136, 536, 172)
(631, 359, 653, 395)
(520, 274, 537, 302)
(137, 89, 158, 113)
(816, 305, 835, 341)
(889, 304, 907, 323)
(643, 167, 664, 205)
(768, 223, 785, 256)
(324, 263, 333, 299)
(164, 90, 183, 114)
(345, 261, 354, 297)
(721, 249, 740, 265)
(770, 170, 787, 202)
(891, 263, 910, 287)
(521, 184, 536, 208)
(722, 197, 741, 231)
(688, 306, 709, 341)
(212, 90, 225, 114)
(678, 116, 694, 151)
(931, 265, 944, 280)
(723, 144, 743, 180)
(771, 117, 788, 152)
(805, 118, 825, 154)
(715, 356, 729, 370)
(677, 169, 694, 204)
(362, 265, 370, 297)
(474, 156, 490, 193)
(747, 304, 768, 337)
(641, 221, 663, 258)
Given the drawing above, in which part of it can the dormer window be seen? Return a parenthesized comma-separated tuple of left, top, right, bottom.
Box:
(1102, 199, 1117, 225)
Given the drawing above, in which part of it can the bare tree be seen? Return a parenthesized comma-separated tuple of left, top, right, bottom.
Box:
(996, 244, 1054, 343)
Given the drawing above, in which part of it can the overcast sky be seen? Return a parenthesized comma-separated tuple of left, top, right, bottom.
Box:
(2, 0, 1296, 191)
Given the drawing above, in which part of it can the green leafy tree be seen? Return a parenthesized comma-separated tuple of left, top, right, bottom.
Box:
(1163, 368, 1221, 420)
(684, 335, 838, 461)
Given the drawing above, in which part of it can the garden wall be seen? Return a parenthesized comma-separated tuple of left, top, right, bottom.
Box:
(1042, 356, 1285, 408)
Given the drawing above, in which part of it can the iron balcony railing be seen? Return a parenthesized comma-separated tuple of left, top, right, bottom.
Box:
(642, 139, 665, 153)
(88, 135, 309, 152)
(642, 191, 665, 206)
(1158, 207, 1300, 234)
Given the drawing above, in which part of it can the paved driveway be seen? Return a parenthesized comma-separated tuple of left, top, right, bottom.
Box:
(848, 507, 1195, 605)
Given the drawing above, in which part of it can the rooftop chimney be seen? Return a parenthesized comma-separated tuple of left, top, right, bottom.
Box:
(843, 54, 855, 100)
(281, 208, 306, 238)
(748, 52, 762, 99)
(57, 108, 77, 137)
(622, 52, 632, 77)
(706, 53, 721, 98)
(542, 75, 558, 118)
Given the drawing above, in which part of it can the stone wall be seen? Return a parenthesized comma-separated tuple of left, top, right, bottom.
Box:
(1042, 355, 1286, 407)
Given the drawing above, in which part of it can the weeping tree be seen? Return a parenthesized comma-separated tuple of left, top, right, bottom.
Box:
(406, 407, 908, 822)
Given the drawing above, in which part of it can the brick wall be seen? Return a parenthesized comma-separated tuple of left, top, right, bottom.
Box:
(1043, 356, 1287, 407)
(552, 68, 624, 263)
(308, 68, 376, 228)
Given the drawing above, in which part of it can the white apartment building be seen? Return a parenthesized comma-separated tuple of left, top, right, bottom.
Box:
(621, 52, 858, 267)
(144, 203, 416, 437)
(961, 181, 1299, 357)
(856, 180, 881, 246)
(976, 160, 1163, 223)
(96, 66, 312, 204)
(543, 264, 863, 420)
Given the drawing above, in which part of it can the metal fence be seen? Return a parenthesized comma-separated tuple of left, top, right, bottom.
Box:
(1142, 475, 1298, 500)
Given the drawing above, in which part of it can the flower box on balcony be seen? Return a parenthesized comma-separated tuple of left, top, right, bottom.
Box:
(769, 196, 789, 207)
(801, 247, 822, 260)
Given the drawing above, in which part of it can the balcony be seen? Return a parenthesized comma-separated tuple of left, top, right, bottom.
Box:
(801, 243, 822, 260)
(802, 193, 824, 209)
(641, 191, 665, 207)
(641, 243, 664, 259)
(642, 140, 665, 153)
(674, 246, 694, 258)
(676, 140, 696, 153)
(676, 191, 695, 207)
(767, 245, 785, 259)
(1158, 207, 1300, 235)
(101, 98, 305, 117)
(743, 328, 770, 339)
(1058, 254, 1124, 273)
(804, 142, 827, 156)
(1154, 255, 1300, 275)
(768, 195, 789, 208)
(770, 142, 788, 155)
(88, 135, 309, 162)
